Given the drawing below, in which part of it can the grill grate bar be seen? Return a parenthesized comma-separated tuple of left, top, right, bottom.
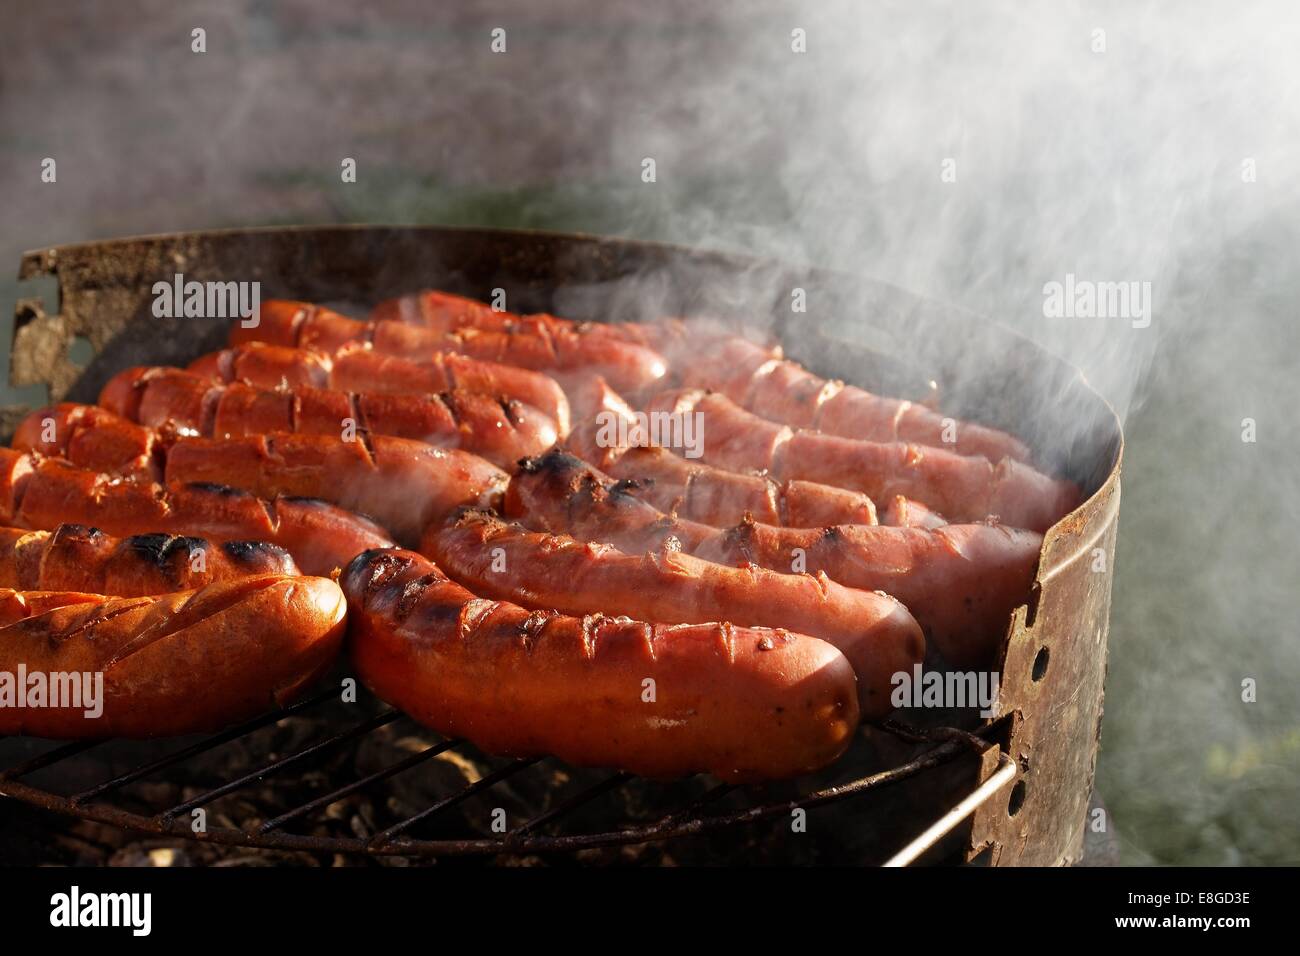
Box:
(0, 740, 102, 781)
(258, 738, 461, 834)
(511, 771, 634, 838)
(649, 781, 736, 832)
(370, 756, 542, 846)
(159, 710, 401, 822)
(69, 688, 340, 806)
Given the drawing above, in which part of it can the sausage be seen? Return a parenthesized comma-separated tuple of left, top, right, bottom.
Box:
(0, 524, 298, 596)
(422, 509, 922, 717)
(162, 433, 506, 546)
(0, 449, 393, 577)
(341, 547, 859, 781)
(564, 375, 877, 527)
(184, 343, 572, 438)
(506, 451, 1042, 668)
(674, 334, 1034, 463)
(12, 408, 508, 546)
(374, 292, 773, 369)
(97, 368, 556, 470)
(881, 495, 948, 529)
(644, 389, 1078, 532)
(12, 403, 160, 479)
(0, 573, 346, 738)
(185, 343, 331, 390)
(371, 296, 1031, 464)
(604, 447, 879, 528)
(234, 299, 668, 394)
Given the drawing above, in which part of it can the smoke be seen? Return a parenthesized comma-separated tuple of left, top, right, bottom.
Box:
(2, 0, 1298, 863)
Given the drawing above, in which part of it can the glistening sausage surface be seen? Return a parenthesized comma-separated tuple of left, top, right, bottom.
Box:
(421, 509, 922, 717)
(96, 369, 556, 469)
(373, 291, 771, 371)
(183, 342, 571, 437)
(644, 389, 1078, 532)
(0, 524, 299, 596)
(12, 408, 509, 546)
(673, 331, 1035, 464)
(0, 574, 346, 738)
(0, 449, 394, 577)
(564, 375, 878, 527)
(506, 451, 1042, 669)
(162, 433, 506, 546)
(234, 299, 668, 394)
(341, 547, 860, 781)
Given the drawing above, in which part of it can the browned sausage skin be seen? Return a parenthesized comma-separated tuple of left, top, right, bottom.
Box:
(564, 375, 878, 527)
(0, 524, 298, 596)
(0, 448, 393, 577)
(643, 388, 1078, 533)
(234, 299, 667, 395)
(95, 368, 556, 470)
(11, 407, 508, 547)
(182, 342, 572, 438)
(421, 508, 922, 718)
(0, 574, 346, 738)
(341, 547, 860, 781)
(507, 451, 1041, 669)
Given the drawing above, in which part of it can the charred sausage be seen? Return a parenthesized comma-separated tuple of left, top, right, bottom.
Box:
(13, 408, 508, 546)
(0, 449, 393, 577)
(0, 524, 298, 596)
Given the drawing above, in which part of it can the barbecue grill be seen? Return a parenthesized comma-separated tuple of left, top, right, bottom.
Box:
(0, 226, 1122, 866)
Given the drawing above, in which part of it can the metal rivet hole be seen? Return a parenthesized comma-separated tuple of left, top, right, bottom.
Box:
(1007, 780, 1026, 817)
(1031, 647, 1050, 682)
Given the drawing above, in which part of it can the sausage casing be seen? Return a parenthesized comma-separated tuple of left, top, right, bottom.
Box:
(341, 547, 859, 781)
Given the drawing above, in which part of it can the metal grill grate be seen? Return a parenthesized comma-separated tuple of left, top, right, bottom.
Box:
(0, 686, 1013, 864)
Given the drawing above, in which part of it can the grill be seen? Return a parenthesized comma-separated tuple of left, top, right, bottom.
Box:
(0, 225, 1123, 865)
(0, 690, 1013, 864)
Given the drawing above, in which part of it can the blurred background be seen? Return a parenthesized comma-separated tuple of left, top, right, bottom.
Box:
(1, 0, 1297, 864)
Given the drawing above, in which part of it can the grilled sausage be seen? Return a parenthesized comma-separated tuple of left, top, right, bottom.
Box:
(0, 574, 346, 738)
(564, 375, 877, 527)
(372, 294, 1032, 464)
(644, 389, 1078, 532)
(673, 333, 1034, 464)
(234, 299, 668, 394)
(506, 451, 1042, 668)
(881, 495, 948, 529)
(341, 547, 859, 781)
(0, 449, 393, 577)
(12, 408, 508, 546)
(162, 434, 506, 546)
(11, 403, 161, 479)
(96, 369, 556, 470)
(422, 509, 922, 717)
(0, 524, 298, 596)
(183, 343, 572, 437)
(374, 291, 771, 368)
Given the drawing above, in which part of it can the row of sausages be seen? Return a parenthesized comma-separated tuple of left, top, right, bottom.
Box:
(0, 291, 1078, 781)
